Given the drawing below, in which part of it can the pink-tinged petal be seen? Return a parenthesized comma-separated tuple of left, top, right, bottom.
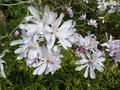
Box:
(14, 30, 19, 36)
(75, 64, 87, 71)
(10, 40, 23, 46)
(28, 6, 40, 19)
(90, 67, 95, 79)
(84, 66, 89, 78)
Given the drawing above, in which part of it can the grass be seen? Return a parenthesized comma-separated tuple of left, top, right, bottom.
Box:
(0, 0, 120, 90)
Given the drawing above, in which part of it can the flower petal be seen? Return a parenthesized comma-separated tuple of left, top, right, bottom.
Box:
(10, 40, 23, 46)
(75, 64, 87, 71)
(90, 67, 95, 79)
(28, 6, 40, 19)
(84, 66, 89, 78)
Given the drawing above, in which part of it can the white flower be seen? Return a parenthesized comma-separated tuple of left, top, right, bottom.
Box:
(0, 50, 9, 78)
(65, 6, 74, 18)
(113, 49, 120, 62)
(101, 35, 120, 57)
(97, 0, 109, 11)
(75, 51, 105, 79)
(33, 46, 63, 75)
(108, 0, 119, 13)
(45, 13, 76, 49)
(88, 19, 98, 27)
(75, 33, 99, 56)
(79, 14, 86, 20)
(102, 35, 120, 65)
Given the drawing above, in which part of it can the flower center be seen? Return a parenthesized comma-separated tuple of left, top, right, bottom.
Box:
(46, 59, 51, 63)
(53, 28, 59, 34)
(87, 60, 93, 65)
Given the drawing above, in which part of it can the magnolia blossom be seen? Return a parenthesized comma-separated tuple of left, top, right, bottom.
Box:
(45, 13, 76, 49)
(101, 35, 120, 57)
(102, 35, 120, 63)
(75, 33, 99, 57)
(79, 14, 86, 20)
(75, 51, 105, 79)
(88, 19, 98, 28)
(11, 6, 75, 76)
(33, 46, 63, 75)
(0, 50, 9, 78)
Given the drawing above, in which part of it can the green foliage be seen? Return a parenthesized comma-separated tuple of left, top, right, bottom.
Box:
(0, 0, 120, 90)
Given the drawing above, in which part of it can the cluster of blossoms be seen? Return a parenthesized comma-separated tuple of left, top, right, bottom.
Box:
(10, 6, 76, 75)
(102, 35, 120, 66)
(69, 32, 106, 79)
(1, 3, 119, 79)
(97, 0, 119, 13)
(0, 50, 8, 78)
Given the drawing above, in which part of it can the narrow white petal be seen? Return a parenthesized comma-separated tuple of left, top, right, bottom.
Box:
(25, 16, 33, 21)
(84, 66, 89, 78)
(47, 35, 55, 49)
(90, 67, 96, 79)
(52, 13, 64, 28)
(95, 64, 104, 72)
(28, 6, 40, 19)
(0, 64, 6, 78)
(59, 39, 67, 49)
(14, 48, 21, 53)
(75, 64, 87, 71)
(17, 55, 23, 60)
(62, 39, 72, 47)
(10, 40, 23, 46)
(75, 59, 88, 64)
(33, 66, 41, 75)
(38, 64, 47, 75)
(59, 20, 72, 30)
